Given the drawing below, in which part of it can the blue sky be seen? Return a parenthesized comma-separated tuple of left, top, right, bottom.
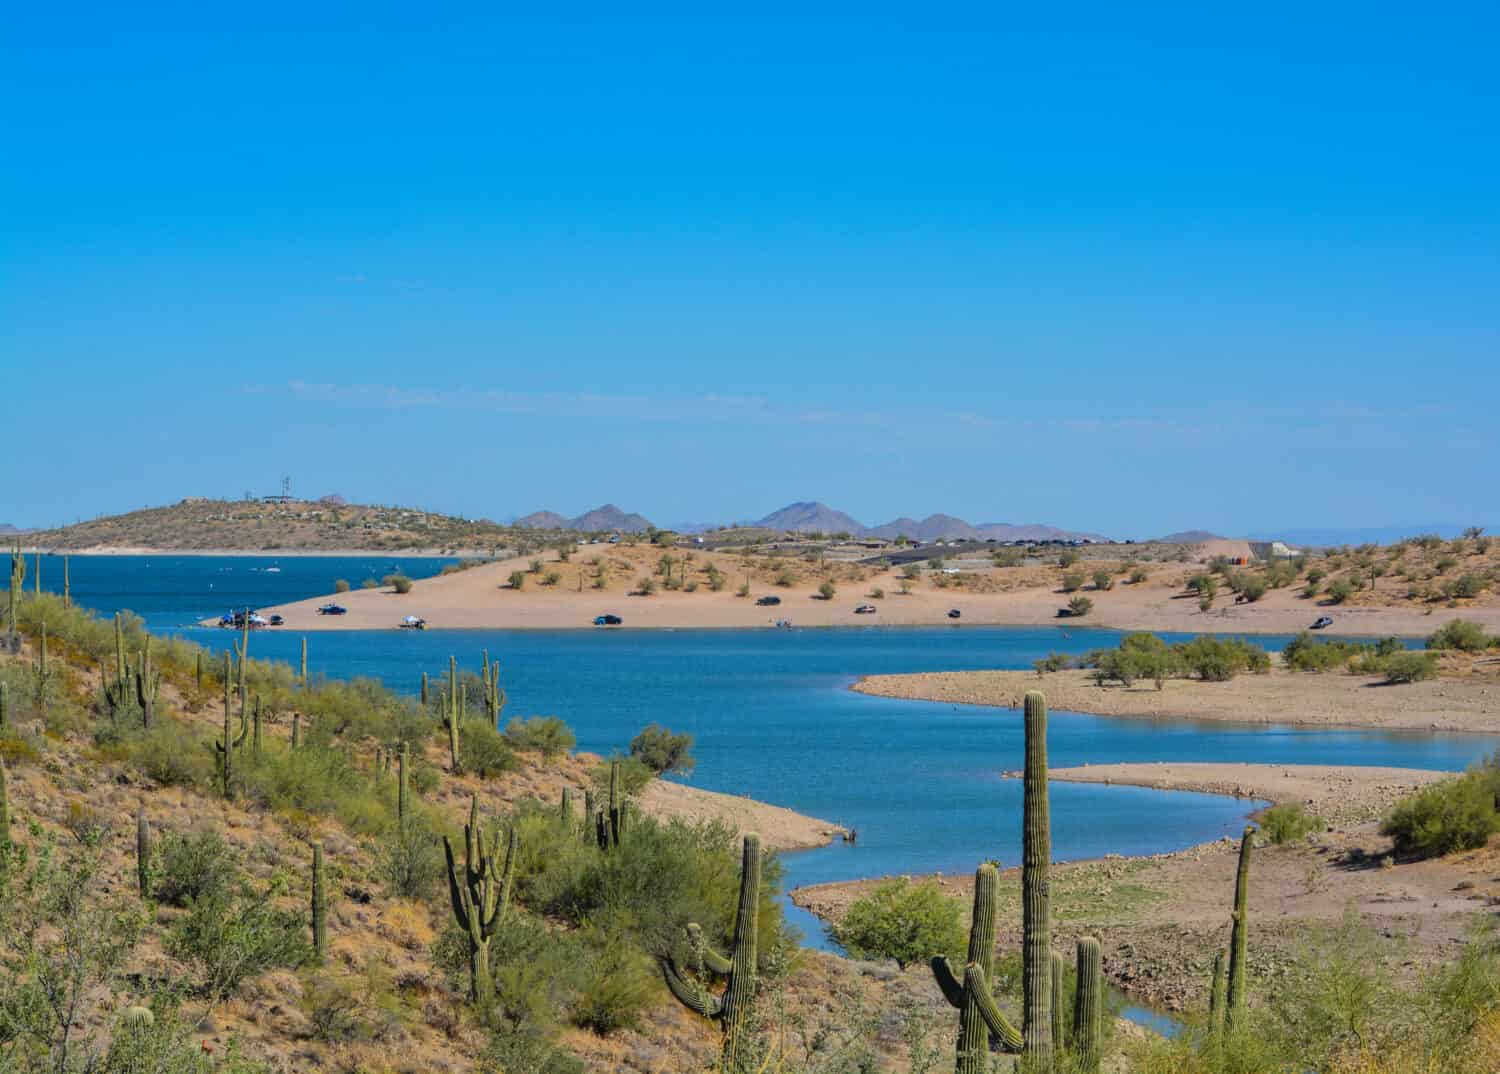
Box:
(3, 4, 1495, 537)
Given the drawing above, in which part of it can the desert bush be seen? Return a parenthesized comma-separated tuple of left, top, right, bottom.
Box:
(1427, 619, 1492, 652)
(155, 827, 237, 907)
(382, 573, 413, 593)
(360, 578, 379, 589)
(334, 579, 351, 593)
(1061, 571, 1085, 593)
(634, 577, 657, 596)
(459, 722, 520, 778)
(570, 922, 657, 1034)
(868, 586, 884, 599)
(1326, 577, 1356, 604)
(736, 582, 751, 597)
(1175, 636, 1270, 681)
(1058, 550, 1080, 567)
(1033, 652, 1072, 676)
(529, 558, 544, 574)
(507, 571, 526, 590)
(481, 1026, 586, 1074)
(1238, 575, 1268, 602)
(379, 812, 444, 900)
(239, 741, 390, 836)
(1380, 651, 1439, 683)
(589, 754, 656, 798)
(1092, 569, 1113, 591)
(504, 716, 576, 761)
(542, 570, 562, 586)
(170, 886, 309, 1004)
(775, 568, 796, 588)
(1283, 632, 1364, 672)
(1261, 802, 1322, 844)
(1128, 567, 1148, 584)
(817, 579, 836, 600)
(1067, 595, 1093, 617)
(629, 723, 695, 776)
(993, 549, 1023, 568)
(830, 878, 964, 969)
(1382, 762, 1500, 858)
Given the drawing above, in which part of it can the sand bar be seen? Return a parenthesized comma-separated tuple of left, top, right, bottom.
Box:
(853, 666, 1500, 735)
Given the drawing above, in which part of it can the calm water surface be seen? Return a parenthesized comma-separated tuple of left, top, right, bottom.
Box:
(35, 555, 1493, 945)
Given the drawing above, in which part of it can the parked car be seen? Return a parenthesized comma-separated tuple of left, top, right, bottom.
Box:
(399, 615, 427, 630)
(268, 614, 284, 626)
(594, 614, 623, 626)
(317, 604, 348, 616)
(755, 595, 782, 606)
(1311, 616, 1334, 630)
(854, 604, 877, 614)
(947, 609, 961, 619)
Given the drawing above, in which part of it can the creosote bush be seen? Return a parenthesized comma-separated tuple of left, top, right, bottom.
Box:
(629, 723, 695, 776)
(830, 878, 964, 969)
(503, 715, 576, 761)
(1382, 757, 1500, 858)
(1260, 802, 1322, 845)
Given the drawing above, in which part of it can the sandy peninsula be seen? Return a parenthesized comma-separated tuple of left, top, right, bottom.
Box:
(240, 545, 1500, 636)
(853, 665, 1500, 735)
(792, 762, 1496, 1009)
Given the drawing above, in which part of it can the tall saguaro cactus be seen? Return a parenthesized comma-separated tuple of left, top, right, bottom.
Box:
(300, 637, 308, 686)
(33, 623, 49, 715)
(1208, 949, 1228, 1036)
(443, 656, 461, 773)
(595, 760, 627, 850)
(397, 742, 409, 823)
(7, 543, 23, 644)
(1226, 826, 1254, 1028)
(135, 638, 160, 729)
(215, 655, 250, 798)
(442, 797, 516, 1008)
(136, 805, 152, 897)
(931, 863, 1023, 1072)
(1022, 690, 1053, 1061)
(62, 556, 70, 609)
(311, 843, 328, 962)
(662, 834, 764, 1070)
(480, 650, 506, 725)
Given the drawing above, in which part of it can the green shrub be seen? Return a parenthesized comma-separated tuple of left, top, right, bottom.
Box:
(1326, 577, 1356, 604)
(155, 828, 237, 907)
(830, 878, 964, 969)
(1427, 619, 1492, 652)
(570, 923, 657, 1034)
(334, 579, 351, 593)
(360, 578, 379, 589)
(1283, 632, 1364, 672)
(542, 570, 562, 586)
(1033, 652, 1072, 676)
(382, 574, 413, 593)
(1238, 575, 1268, 602)
(589, 755, 655, 798)
(460, 722, 520, 779)
(629, 724, 695, 776)
(507, 571, 526, 590)
(1067, 595, 1093, 617)
(1381, 651, 1438, 683)
(169, 887, 309, 1003)
(1175, 636, 1269, 681)
(504, 716, 576, 761)
(1092, 569, 1113, 591)
(480, 1027, 586, 1074)
(127, 718, 216, 788)
(1060, 571, 1085, 593)
(1128, 567, 1148, 584)
(1382, 766, 1500, 858)
(1261, 802, 1322, 844)
(818, 580, 836, 600)
(1058, 550, 1080, 568)
(378, 811, 444, 900)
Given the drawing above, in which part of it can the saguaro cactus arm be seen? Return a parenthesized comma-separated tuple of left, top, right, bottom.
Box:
(662, 960, 725, 1019)
(966, 963, 1025, 1052)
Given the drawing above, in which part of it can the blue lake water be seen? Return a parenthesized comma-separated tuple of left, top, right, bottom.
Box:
(31, 554, 1494, 946)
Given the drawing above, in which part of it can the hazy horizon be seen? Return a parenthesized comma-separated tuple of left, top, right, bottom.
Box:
(4, 7, 1494, 535)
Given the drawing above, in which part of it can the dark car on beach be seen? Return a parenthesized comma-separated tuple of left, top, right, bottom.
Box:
(755, 595, 782, 606)
(594, 614, 623, 626)
(317, 604, 348, 616)
(1311, 616, 1334, 629)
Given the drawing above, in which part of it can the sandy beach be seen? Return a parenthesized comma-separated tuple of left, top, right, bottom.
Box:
(854, 665, 1500, 734)
(236, 547, 1500, 636)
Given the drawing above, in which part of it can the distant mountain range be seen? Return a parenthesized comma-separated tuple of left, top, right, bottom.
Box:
(514, 504, 655, 533)
(513, 500, 1110, 542)
(0, 524, 27, 536)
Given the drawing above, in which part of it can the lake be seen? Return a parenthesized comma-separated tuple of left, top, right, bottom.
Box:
(32, 554, 1494, 944)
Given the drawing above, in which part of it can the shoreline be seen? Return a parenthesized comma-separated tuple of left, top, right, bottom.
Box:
(853, 666, 1500, 736)
(791, 762, 1492, 1010)
(21, 546, 481, 558)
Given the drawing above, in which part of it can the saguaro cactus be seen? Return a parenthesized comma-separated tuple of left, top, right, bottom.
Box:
(252, 697, 263, 753)
(420, 671, 428, 706)
(397, 742, 409, 822)
(7, 543, 23, 641)
(33, 623, 49, 714)
(135, 638, 160, 729)
(931, 863, 1023, 1072)
(442, 797, 516, 1008)
(136, 805, 152, 897)
(312, 843, 328, 962)
(1226, 826, 1254, 1028)
(1051, 951, 1067, 1050)
(215, 660, 250, 798)
(443, 656, 461, 773)
(560, 786, 572, 824)
(0, 681, 7, 729)
(1073, 938, 1103, 1072)
(1208, 949, 1228, 1036)
(480, 650, 506, 725)
(62, 556, 70, 610)
(291, 711, 302, 749)
(0, 760, 9, 847)
(1022, 690, 1053, 1060)
(300, 637, 308, 686)
(595, 760, 627, 849)
(662, 834, 764, 1070)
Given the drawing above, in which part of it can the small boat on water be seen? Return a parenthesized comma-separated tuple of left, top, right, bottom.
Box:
(265, 565, 281, 573)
